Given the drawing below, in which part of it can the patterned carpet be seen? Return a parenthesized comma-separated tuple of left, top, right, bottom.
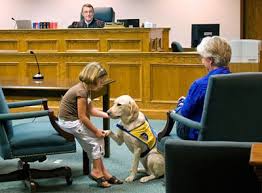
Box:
(0, 117, 166, 193)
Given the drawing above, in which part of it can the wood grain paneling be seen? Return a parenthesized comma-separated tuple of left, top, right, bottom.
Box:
(26, 62, 58, 83)
(0, 27, 260, 119)
(26, 40, 58, 51)
(0, 28, 170, 52)
(230, 63, 259, 72)
(66, 62, 89, 84)
(255, 1, 262, 40)
(150, 63, 205, 102)
(0, 40, 18, 51)
(107, 39, 142, 52)
(65, 39, 100, 52)
(108, 62, 142, 99)
(0, 62, 19, 83)
(243, 0, 262, 40)
(0, 52, 259, 119)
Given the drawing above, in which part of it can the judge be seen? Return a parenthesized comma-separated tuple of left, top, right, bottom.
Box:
(68, 3, 104, 28)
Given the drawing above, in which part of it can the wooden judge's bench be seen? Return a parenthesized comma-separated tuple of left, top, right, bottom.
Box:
(0, 28, 169, 52)
(0, 28, 260, 119)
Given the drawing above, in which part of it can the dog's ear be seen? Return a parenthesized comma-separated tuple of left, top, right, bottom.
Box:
(128, 100, 139, 122)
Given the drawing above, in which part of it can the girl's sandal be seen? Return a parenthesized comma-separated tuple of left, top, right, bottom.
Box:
(89, 174, 111, 188)
(107, 176, 123, 184)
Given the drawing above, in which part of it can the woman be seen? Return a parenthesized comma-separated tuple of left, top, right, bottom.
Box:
(175, 36, 232, 140)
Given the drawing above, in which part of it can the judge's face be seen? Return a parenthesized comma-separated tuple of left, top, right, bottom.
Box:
(82, 6, 94, 22)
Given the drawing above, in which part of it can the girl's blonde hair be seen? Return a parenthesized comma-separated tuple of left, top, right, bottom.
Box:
(79, 62, 107, 86)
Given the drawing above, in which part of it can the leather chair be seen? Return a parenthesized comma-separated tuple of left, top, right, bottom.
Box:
(171, 41, 183, 52)
(157, 72, 262, 193)
(0, 87, 76, 192)
(94, 7, 115, 22)
(165, 140, 260, 193)
(80, 7, 115, 22)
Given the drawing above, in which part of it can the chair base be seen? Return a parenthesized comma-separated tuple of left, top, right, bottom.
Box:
(0, 161, 72, 193)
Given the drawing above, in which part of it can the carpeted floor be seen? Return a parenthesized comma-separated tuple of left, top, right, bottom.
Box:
(0, 117, 166, 193)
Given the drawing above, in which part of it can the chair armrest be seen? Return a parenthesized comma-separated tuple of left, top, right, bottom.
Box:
(0, 110, 74, 142)
(170, 110, 202, 130)
(48, 111, 75, 142)
(158, 111, 175, 141)
(0, 110, 50, 120)
(7, 99, 48, 109)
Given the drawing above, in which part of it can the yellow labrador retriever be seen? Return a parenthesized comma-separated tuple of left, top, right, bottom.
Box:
(107, 95, 164, 183)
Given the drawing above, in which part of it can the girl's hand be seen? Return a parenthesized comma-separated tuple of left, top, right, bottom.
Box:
(104, 113, 110, 119)
(95, 129, 106, 138)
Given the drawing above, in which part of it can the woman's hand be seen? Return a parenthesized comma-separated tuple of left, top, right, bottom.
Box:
(178, 96, 186, 101)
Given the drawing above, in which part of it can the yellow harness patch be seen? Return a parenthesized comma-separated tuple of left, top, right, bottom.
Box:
(130, 121, 156, 150)
(116, 121, 156, 152)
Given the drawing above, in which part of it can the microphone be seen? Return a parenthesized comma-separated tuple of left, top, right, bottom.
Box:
(11, 17, 17, 29)
(30, 51, 44, 80)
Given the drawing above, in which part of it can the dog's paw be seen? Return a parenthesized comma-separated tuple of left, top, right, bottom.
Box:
(139, 175, 156, 183)
(104, 130, 112, 136)
(140, 177, 150, 183)
(125, 175, 135, 182)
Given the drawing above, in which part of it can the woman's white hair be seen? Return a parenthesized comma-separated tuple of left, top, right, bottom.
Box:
(197, 36, 232, 67)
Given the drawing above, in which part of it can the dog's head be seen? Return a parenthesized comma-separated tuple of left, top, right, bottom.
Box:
(107, 95, 139, 124)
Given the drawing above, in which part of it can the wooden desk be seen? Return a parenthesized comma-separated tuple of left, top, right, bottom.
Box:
(0, 28, 170, 52)
(250, 143, 262, 193)
(0, 79, 114, 175)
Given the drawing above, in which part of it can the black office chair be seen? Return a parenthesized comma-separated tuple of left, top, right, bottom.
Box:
(165, 140, 260, 193)
(69, 7, 115, 28)
(171, 41, 184, 52)
(94, 7, 115, 22)
(80, 7, 115, 22)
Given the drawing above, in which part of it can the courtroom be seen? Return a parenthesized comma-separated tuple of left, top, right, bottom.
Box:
(0, 1, 261, 193)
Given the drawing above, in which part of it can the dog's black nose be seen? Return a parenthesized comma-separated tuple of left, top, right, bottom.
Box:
(107, 110, 111, 116)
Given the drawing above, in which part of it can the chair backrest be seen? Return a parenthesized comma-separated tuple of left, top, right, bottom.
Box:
(94, 7, 115, 22)
(171, 41, 183, 52)
(0, 87, 13, 137)
(80, 7, 115, 22)
(199, 72, 262, 141)
(0, 87, 12, 159)
(165, 140, 260, 193)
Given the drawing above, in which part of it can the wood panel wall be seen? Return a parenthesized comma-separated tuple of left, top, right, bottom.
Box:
(243, 0, 262, 40)
(0, 52, 259, 119)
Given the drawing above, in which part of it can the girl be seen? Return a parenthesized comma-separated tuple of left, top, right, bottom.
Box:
(58, 62, 122, 188)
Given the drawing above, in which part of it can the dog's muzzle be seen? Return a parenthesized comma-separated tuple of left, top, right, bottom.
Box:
(107, 110, 120, 119)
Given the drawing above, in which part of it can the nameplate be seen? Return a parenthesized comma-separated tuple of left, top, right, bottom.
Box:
(104, 22, 125, 28)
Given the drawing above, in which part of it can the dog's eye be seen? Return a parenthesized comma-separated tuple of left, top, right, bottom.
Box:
(117, 103, 122, 106)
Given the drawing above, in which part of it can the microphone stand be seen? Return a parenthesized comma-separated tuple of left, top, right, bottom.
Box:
(30, 51, 44, 80)
(11, 17, 17, 29)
